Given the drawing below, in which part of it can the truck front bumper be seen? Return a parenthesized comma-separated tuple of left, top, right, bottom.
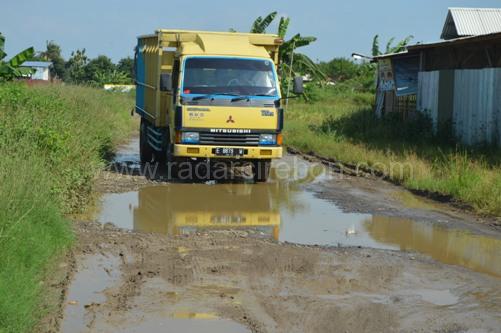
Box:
(173, 144, 282, 159)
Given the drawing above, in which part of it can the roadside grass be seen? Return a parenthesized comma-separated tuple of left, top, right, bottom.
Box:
(285, 86, 501, 216)
(0, 83, 134, 333)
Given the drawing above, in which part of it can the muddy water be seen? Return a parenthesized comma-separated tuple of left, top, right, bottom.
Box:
(61, 254, 121, 332)
(98, 141, 501, 278)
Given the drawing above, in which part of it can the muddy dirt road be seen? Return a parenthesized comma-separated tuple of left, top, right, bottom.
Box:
(55, 138, 501, 333)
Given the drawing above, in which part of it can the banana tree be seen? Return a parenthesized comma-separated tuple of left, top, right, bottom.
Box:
(250, 12, 325, 98)
(250, 12, 277, 33)
(0, 33, 35, 81)
(372, 35, 414, 56)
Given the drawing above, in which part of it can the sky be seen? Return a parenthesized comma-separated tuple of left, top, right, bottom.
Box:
(2, 0, 500, 63)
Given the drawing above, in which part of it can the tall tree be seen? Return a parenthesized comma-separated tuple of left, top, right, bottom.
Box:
(117, 56, 134, 81)
(40, 41, 66, 79)
(84, 55, 115, 83)
(65, 49, 88, 83)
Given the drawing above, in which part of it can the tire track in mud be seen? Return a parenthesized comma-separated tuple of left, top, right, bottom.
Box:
(51, 144, 501, 333)
(58, 220, 501, 333)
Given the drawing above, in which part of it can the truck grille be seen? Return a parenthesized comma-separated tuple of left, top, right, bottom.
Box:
(199, 133, 260, 146)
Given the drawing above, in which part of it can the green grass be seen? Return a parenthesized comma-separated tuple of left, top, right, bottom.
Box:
(0, 83, 134, 333)
(285, 86, 501, 216)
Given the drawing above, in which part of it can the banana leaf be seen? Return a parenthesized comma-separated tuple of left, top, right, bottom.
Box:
(391, 35, 414, 53)
(251, 11, 277, 33)
(9, 47, 34, 67)
(372, 35, 380, 56)
(385, 37, 395, 54)
(0, 33, 6, 61)
(293, 53, 326, 81)
(278, 17, 290, 39)
(251, 17, 263, 33)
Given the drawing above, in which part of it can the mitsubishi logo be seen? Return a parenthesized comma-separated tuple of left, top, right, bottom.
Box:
(226, 115, 235, 123)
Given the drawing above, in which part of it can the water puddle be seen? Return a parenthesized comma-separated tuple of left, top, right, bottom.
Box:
(113, 137, 142, 169)
(109, 316, 250, 333)
(412, 289, 459, 306)
(97, 143, 501, 278)
(61, 254, 121, 333)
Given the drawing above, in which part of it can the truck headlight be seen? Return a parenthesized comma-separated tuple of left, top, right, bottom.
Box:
(259, 134, 276, 145)
(181, 132, 199, 144)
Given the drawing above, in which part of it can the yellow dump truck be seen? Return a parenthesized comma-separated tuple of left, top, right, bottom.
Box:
(135, 30, 303, 181)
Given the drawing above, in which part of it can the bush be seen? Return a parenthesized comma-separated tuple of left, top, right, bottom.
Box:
(0, 83, 134, 332)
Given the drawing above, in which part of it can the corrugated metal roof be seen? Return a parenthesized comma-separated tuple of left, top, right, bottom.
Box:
(20, 61, 52, 68)
(441, 7, 501, 40)
(409, 31, 501, 51)
(373, 32, 501, 62)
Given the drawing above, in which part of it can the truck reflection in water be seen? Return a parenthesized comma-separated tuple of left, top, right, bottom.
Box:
(133, 184, 281, 240)
(99, 152, 501, 278)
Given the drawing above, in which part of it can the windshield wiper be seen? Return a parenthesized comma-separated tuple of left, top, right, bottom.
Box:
(191, 93, 240, 101)
(230, 95, 251, 102)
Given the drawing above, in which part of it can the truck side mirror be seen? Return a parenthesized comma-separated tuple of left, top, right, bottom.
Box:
(160, 73, 172, 92)
(292, 76, 304, 94)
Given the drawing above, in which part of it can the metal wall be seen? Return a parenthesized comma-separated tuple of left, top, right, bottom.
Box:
(417, 71, 439, 132)
(453, 68, 501, 146)
(417, 68, 501, 146)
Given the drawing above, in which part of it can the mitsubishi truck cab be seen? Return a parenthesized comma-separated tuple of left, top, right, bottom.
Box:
(135, 30, 302, 181)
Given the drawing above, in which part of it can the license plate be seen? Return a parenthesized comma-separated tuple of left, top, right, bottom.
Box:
(213, 147, 245, 156)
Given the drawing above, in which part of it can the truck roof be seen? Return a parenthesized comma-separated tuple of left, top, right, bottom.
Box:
(137, 29, 282, 59)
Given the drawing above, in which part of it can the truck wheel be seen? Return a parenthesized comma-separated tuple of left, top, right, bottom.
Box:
(253, 160, 271, 182)
(139, 118, 154, 163)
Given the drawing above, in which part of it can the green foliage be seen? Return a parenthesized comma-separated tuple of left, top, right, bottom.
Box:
(318, 58, 376, 93)
(84, 55, 115, 84)
(372, 34, 414, 56)
(32, 44, 135, 86)
(392, 35, 414, 54)
(319, 58, 360, 81)
(250, 11, 277, 33)
(39, 41, 66, 79)
(277, 17, 290, 39)
(0, 83, 135, 332)
(64, 48, 89, 84)
(249, 12, 324, 99)
(371, 35, 380, 57)
(117, 56, 135, 81)
(285, 88, 501, 216)
(0, 33, 35, 81)
(93, 69, 131, 86)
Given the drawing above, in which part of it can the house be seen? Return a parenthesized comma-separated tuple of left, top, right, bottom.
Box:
(373, 8, 501, 147)
(20, 61, 52, 81)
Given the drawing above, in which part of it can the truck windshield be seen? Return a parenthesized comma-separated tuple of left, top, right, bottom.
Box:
(183, 58, 278, 97)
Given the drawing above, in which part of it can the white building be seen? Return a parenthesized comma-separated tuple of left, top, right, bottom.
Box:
(20, 61, 52, 81)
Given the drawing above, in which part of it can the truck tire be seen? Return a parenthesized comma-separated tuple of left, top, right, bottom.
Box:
(153, 128, 170, 164)
(139, 118, 154, 163)
(253, 160, 271, 182)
